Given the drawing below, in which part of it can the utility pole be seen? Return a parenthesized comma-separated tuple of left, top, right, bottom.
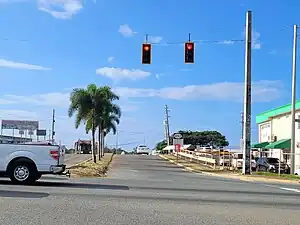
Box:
(290, 24, 298, 175)
(51, 109, 55, 144)
(116, 130, 119, 150)
(165, 105, 170, 145)
(242, 11, 252, 175)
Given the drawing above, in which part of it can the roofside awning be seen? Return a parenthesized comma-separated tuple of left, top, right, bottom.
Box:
(251, 142, 269, 148)
(265, 139, 291, 149)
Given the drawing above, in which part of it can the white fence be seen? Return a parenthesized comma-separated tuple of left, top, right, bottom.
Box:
(174, 150, 217, 169)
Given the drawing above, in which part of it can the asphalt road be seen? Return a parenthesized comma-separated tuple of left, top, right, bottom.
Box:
(0, 155, 299, 225)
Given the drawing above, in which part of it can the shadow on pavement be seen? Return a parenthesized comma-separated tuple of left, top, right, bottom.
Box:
(0, 180, 129, 190)
(145, 165, 186, 169)
(131, 186, 300, 197)
(0, 190, 49, 198)
(133, 168, 187, 173)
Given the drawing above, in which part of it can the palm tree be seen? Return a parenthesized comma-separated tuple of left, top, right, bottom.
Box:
(68, 84, 106, 163)
(84, 86, 121, 160)
(99, 103, 121, 157)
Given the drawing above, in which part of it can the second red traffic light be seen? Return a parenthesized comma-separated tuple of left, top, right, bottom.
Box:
(184, 42, 195, 63)
(142, 43, 151, 64)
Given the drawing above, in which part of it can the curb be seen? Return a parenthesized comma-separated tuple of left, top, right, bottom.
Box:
(67, 157, 92, 169)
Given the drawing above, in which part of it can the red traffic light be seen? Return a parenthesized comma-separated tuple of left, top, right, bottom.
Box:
(186, 43, 193, 50)
(144, 45, 150, 51)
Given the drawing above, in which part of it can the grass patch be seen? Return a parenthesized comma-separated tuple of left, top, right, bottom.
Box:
(252, 172, 300, 180)
(69, 153, 114, 178)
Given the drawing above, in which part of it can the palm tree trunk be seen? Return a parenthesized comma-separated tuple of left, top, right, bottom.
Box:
(101, 130, 105, 156)
(92, 110, 96, 163)
(98, 125, 101, 160)
(92, 129, 96, 163)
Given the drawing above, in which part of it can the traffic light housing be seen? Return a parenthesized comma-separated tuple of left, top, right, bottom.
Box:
(184, 42, 195, 63)
(142, 43, 151, 64)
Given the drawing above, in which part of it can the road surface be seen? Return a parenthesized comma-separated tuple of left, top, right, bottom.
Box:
(0, 155, 299, 225)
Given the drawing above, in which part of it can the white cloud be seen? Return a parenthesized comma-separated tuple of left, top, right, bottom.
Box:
(96, 67, 151, 81)
(243, 30, 261, 50)
(0, 80, 283, 109)
(107, 56, 115, 63)
(0, 58, 51, 71)
(148, 36, 163, 44)
(252, 31, 261, 49)
(4, 92, 69, 106)
(37, 0, 83, 19)
(114, 80, 283, 103)
(0, 80, 283, 148)
(0, 109, 38, 120)
(118, 24, 137, 37)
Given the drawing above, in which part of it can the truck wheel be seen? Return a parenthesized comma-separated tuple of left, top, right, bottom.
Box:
(8, 161, 37, 185)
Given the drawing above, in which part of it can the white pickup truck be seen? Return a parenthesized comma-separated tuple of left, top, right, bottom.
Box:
(0, 141, 69, 185)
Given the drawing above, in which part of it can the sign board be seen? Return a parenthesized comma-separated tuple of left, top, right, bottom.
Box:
(173, 138, 184, 146)
(28, 130, 34, 135)
(1, 120, 39, 130)
(174, 144, 181, 152)
(19, 130, 24, 135)
(259, 122, 271, 142)
(36, 129, 46, 136)
(173, 133, 183, 139)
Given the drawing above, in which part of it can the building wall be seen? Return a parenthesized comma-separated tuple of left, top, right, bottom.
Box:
(258, 111, 300, 170)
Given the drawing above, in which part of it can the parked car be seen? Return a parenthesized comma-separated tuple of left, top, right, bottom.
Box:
(256, 157, 290, 174)
(231, 152, 256, 170)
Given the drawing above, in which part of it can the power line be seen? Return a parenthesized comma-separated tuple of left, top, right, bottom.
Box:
(151, 39, 245, 46)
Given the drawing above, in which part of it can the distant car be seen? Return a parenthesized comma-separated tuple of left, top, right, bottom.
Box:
(256, 157, 290, 174)
(136, 145, 149, 155)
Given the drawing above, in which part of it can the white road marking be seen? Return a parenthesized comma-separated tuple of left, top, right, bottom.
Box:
(128, 170, 139, 173)
(280, 187, 300, 193)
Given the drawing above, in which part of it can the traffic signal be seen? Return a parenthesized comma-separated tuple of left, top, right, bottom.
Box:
(184, 42, 195, 63)
(142, 43, 151, 64)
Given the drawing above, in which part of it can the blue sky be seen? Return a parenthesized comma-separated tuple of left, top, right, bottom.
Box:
(0, 0, 299, 150)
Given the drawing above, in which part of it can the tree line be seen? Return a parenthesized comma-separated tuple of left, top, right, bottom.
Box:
(68, 84, 121, 163)
(155, 130, 229, 151)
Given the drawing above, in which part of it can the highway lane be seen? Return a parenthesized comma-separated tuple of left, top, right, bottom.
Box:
(0, 155, 299, 225)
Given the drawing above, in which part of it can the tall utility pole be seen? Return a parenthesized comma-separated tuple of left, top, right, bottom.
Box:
(242, 11, 252, 175)
(51, 109, 56, 144)
(290, 24, 298, 175)
(165, 105, 170, 145)
(116, 130, 119, 150)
